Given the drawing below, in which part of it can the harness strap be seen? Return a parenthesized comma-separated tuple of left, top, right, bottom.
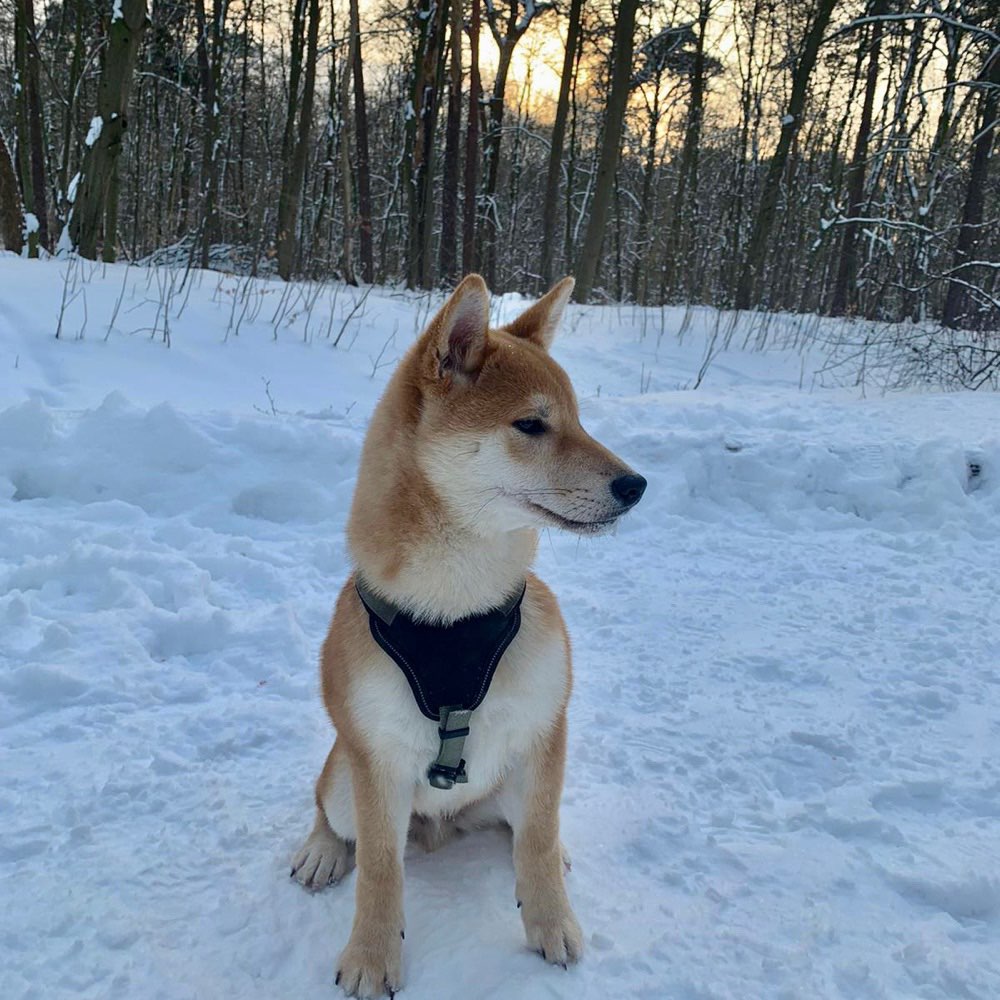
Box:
(355, 577, 525, 626)
(354, 576, 526, 791)
(427, 707, 472, 789)
(353, 580, 400, 626)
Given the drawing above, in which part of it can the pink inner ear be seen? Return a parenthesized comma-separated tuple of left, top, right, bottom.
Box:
(448, 313, 481, 370)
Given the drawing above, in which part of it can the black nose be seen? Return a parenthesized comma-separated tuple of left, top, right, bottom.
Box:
(610, 473, 647, 508)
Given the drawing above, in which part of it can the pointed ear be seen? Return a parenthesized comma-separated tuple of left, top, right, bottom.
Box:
(428, 274, 491, 380)
(505, 276, 575, 350)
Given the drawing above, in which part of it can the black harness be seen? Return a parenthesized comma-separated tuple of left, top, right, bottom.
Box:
(355, 577, 526, 789)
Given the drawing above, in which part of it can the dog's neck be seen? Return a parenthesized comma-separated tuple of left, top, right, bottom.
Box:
(357, 522, 535, 624)
(347, 359, 537, 624)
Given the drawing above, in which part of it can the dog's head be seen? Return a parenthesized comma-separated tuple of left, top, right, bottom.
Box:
(413, 274, 646, 536)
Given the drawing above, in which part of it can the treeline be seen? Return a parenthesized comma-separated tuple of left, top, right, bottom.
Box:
(0, 0, 998, 329)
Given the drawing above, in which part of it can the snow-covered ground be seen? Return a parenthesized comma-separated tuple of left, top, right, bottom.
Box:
(2, 255, 999, 1000)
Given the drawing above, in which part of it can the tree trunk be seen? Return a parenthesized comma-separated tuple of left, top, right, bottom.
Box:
(733, 0, 836, 310)
(340, 17, 358, 286)
(573, 0, 639, 302)
(479, 37, 513, 287)
(350, 0, 374, 282)
(631, 66, 662, 304)
(439, 0, 463, 286)
(480, 2, 548, 288)
(563, 21, 584, 274)
(403, 0, 434, 288)
(722, 0, 763, 302)
(0, 130, 25, 253)
(277, 0, 306, 278)
(14, 0, 49, 255)
(58, 0, 87, 235)
(538, 0, 583, 290)
(194, 0, 225, 270)
(417, 0, 449, 288)
(829, 0, 886, 317)
(942, 45, 1000, 329)
(462, 0, 481, 275)
(311, 4, 338, 273)
(277, 0, 321, 281)
(663, 1, 710, 301)
(69, 0, 148, 261)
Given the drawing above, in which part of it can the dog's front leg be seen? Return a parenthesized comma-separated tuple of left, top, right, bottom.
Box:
(509, 712, 584, 967)
(336, 749, 412, 999)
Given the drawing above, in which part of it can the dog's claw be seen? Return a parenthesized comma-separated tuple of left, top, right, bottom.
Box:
(335, 971, 341, 987)
(400, 929, 405, 939)
(516, 900, 522, 909)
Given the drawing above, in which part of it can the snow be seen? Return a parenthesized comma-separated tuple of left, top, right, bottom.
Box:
(111, 0, 123, 22)
(22, 213, 39, 236)
(2, 255, 1000, 1000)
(85, 116, 103, 148)
(781, 113, 795, 126)
(55, 222, 75, 257)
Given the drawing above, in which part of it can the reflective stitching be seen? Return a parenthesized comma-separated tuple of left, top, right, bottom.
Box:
(470, 607, 521, 710)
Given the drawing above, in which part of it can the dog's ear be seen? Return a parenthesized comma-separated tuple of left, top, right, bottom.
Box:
(505, 276, 574, 351)
(429, 274, 490, 380)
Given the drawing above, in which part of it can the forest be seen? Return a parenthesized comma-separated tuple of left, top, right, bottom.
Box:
(1, 0, 998, 330)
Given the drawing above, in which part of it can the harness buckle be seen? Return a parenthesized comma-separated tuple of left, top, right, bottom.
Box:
(427, 706, 472, 789)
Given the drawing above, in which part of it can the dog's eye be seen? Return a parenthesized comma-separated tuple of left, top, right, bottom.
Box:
(512, 418, 546, 436)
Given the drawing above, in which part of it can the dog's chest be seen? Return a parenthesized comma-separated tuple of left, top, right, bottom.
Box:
(348, 602, 567, 813)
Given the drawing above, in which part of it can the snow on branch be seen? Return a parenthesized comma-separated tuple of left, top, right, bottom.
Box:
(825, 12, 1000, 47)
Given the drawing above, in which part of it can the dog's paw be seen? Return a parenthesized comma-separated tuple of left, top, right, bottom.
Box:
(290, 829, 354, 890)
(522, 901, 583, 968)
(336, 927, 403, 998)
(408, 813, 459, 853)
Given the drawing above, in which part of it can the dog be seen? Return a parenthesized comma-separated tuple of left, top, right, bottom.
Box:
(291, 274, 646, 998)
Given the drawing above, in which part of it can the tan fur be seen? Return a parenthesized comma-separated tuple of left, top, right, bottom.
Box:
(292, 275, 643, 997)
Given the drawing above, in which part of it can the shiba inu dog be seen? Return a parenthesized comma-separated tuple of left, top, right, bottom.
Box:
(291, 274, 646, 998)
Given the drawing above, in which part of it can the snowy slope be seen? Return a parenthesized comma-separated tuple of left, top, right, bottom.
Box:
(1, 255, 999, 1000)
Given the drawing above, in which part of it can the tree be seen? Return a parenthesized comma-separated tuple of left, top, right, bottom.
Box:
(67, 0, 148, 261)
(537, 0, 583, 291)
(661, 6, 720, 301)
(416, 0, 449, 287)
(734, 0, 837, 310)
(403, 0, 448, 289)
(439, 0, 464, 286)
(277, 0, 322, 280)
(13, 0, 49, 255)
(0, 129, 24, 253)
(480, 0, 551, 287)
(942, 40, 1000, 329)
(193, 0, 225, 269)
(573, 0, 639, 302)
(829, 0, 887, 317)
(350, 0, 374, 283)
(463, 0, 482, 275)
(340, 9, 358, 285)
